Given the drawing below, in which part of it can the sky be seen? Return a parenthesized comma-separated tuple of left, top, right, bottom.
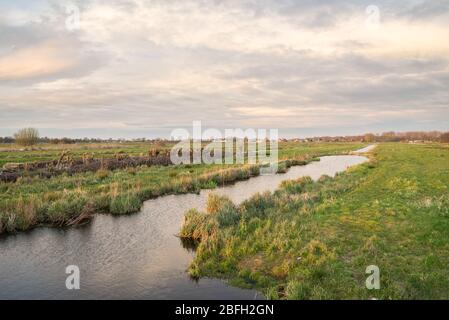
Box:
(0, 0, 448, 139)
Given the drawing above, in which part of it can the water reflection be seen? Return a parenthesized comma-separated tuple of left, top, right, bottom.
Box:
(179, 237, 200, 252)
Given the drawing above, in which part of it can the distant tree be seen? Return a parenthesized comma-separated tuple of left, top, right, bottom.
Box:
(364, 133, 376, 143)
(14, 128, 39, 146)
(381, 131, 400, 142)
(0, 137, 14, 143)
(441, 132, 449, 143)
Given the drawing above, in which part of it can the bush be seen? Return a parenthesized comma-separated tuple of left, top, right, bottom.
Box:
(277, 162, 288, 173)
(207, 194, 235, 214)
(46, 196, 87, 224)
(1, 196, 44, 232)
(109, 194, 141, 215)
(14, 128, 39, 146)
(179, 209, 217, 240)
(92, 194, 111, 211)
(216, 207, 240, 227)
(201, 180, 218, 189)
(248, 165, 260, 176)
(240, 191, 274, 220)
(279, 176, 313, 194)
(205, 194, 240, 227)
(235, 168, 251, 180)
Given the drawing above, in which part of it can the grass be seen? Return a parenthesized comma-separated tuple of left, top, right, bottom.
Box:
(0, 142, 365, 234)
(0, 141, 174, 167)
(180, 143, 449, 299)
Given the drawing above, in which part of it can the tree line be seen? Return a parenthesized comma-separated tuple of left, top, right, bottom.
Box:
(292, 131, 448, 143)
(1, 128, 449, 146)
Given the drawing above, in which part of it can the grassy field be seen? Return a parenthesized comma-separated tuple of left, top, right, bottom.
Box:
(0, 141, 174, 167)
(180, 143, 449, 299)
(0, 141, 361, 166)
(0, 142, 364, 234)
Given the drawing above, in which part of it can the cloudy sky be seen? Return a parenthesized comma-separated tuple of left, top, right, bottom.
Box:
(1, 0, 448, 138)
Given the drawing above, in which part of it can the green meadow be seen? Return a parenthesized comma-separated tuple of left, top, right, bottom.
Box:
(180, 143, 449, 299)
(0, 141, 173, 167)
(0, 141, 364, 234)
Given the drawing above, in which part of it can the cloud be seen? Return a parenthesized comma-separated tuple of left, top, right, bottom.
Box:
(0, 41, 77, 80)
(230, 107, 296, 117)
(0, 0, 448, 137)
(0, 8, 108, 85)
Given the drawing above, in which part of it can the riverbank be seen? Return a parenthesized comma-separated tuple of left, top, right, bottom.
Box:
(0, 145, 369, 299)
(180, 143, 449, 299)
(0, 142, 365, 235)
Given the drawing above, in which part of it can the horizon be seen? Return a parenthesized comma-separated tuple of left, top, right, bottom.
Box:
(0, 127, 445, 141)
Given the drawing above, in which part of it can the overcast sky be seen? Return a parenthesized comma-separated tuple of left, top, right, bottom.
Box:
(0, 0, 448, 138)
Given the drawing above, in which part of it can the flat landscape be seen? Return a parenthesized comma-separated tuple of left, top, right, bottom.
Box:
(1, 139, 448, 299)
(180, 143, 449, 299)
(1, 0, 448, 305)
(0, 141, 364, 234)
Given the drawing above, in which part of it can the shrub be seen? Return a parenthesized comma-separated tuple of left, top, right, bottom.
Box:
(109, 194, 141, 215)
(207, 194, 235, 214)
(222, 169, 238, 183)
(216, 205, 240, 227)
(14, 196, 40, 230)
(248, 165, 260, 176)
(14, 128, 39, 146)
(240, 191, 274, 220)
(201, 180, 218, 189)
(46, 196, 87, 225)
(1, 196, 44, 232)
(235, 168, 251, 180)
(206, 194, 241, 227)
(136, 187, 157, 201)
(276, 162, 288, 173)
(173, 176, 199, 194)
(179, 209, 218, 240)
(279, 176, 313, 194)
(92, 194, 111, 211)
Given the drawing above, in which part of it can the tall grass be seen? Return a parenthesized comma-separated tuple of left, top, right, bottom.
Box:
(179, 143, 449, 299)
(0, 142, 365, 234)
(179, 194, 241, 241)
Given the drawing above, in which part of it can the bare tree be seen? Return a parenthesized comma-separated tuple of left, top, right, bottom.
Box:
(363, 133, 376, 143)
(14, 128, 39, 146)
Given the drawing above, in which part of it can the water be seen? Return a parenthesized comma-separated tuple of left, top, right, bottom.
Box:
(0, 153, 369, 299)
(352, 144, 377, 154)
